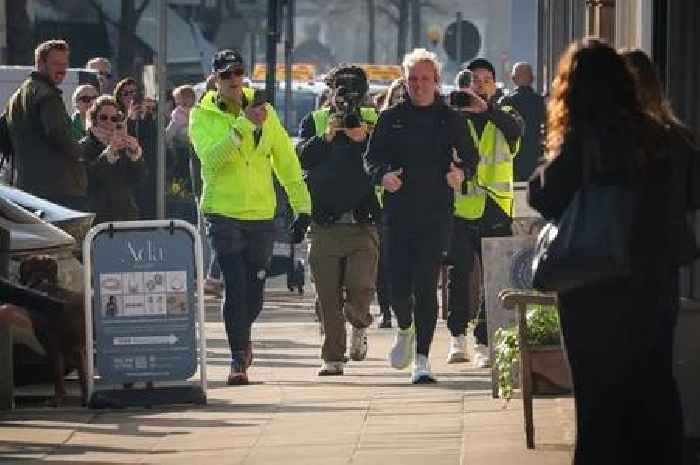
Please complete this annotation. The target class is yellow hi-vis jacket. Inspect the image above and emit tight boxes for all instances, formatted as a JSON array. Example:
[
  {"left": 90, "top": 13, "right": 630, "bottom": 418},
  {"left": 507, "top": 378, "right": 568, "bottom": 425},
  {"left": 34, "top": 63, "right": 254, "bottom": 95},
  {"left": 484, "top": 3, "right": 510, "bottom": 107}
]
[
  {"left": 455, "top": 109, "right": 520, "bottom": 220},
  {"left": 310, "top": 107, "right": 383, "bottom": 206},
  {"left": 189, "top": 89, "right": 311, "bottom": 220}
]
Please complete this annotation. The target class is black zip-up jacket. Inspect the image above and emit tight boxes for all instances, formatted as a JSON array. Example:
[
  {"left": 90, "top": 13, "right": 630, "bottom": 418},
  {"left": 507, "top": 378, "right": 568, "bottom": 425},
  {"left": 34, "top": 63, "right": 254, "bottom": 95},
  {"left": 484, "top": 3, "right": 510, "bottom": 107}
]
[
  {"left": 297, "top": 111, "right": 379, "bottom": 225},
  {"left": 363, "top": 98, "right": 478, "bottom": 228}
]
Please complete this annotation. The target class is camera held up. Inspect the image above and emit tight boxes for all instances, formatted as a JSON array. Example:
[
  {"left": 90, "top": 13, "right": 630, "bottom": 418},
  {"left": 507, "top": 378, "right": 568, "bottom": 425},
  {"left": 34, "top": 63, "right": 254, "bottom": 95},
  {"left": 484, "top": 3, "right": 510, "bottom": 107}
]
[{"left": 333, "top": 75, "right": 366, "bottom": 129}]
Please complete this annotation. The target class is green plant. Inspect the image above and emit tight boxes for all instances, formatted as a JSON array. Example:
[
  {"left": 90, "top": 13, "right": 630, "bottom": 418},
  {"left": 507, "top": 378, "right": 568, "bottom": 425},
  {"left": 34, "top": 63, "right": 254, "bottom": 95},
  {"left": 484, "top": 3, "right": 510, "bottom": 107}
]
[
  {"left": 494, "top": 305, "right": 561, "bottom": 402},
  {"left": 166, "top": 178, "right": 193, "bottom": 200}
]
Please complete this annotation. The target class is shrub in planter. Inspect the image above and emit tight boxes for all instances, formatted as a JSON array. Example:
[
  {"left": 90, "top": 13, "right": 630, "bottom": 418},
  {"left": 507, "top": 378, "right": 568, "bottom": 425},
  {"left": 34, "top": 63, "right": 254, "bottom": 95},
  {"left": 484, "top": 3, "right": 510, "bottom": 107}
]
[
  {"left": 494, "top": 304, "right": 567, "bottom": 402},
  {"left": 166, "top": 178, "right": 197, "bottom": 224}
]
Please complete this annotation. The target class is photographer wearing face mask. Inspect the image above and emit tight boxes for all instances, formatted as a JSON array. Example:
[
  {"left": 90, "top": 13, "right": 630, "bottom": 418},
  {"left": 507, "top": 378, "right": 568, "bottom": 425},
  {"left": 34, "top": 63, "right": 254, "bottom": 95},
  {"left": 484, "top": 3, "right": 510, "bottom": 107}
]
[
  {"left": 445, "top": 59, "right": 524, "bottom": 368},
  {"left": 296, "top": 64, "right": 380, "bottom": 376}
]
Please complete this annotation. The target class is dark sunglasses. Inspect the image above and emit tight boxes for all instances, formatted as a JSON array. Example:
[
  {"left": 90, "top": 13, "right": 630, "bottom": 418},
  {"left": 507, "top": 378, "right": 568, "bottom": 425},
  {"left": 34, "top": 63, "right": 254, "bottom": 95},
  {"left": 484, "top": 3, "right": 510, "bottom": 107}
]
[
  {"left": 78, "top": 95, "right": 97, "bottom": 103},
  {"left": 98, "top": 114, "right": 123, "bottom": 123},
  {"left": 219, "top": 68, "right": 245, "bottom": 79},
  {"left": 99, "top": 71, "right": 112, "bottom": 78},
  {"left": 121, "top": 89, "right": 137, "bottom": 97}
]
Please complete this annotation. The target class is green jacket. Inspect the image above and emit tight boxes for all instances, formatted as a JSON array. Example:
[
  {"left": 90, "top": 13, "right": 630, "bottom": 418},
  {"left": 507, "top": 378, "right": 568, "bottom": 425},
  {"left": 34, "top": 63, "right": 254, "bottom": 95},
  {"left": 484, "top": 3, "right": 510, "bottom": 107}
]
[
  {"left": 6, "top": 72, "right": 86, "bottom": 198},
  {"left": 189, "top": 89, "right": 311, "bottom": 220}
]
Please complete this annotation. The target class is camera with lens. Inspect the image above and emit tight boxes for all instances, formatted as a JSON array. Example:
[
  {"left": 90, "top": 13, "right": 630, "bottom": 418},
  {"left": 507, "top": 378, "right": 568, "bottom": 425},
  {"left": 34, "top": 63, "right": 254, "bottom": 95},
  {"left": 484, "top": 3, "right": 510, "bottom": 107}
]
[
  {"left": 333, "top": 75, "right": 367, "bottom": 129},
  {"left": 449, "top": 90, "right": 475, "bottom": 108},
  {"left": 450, "top": 68, "right": 475, "bottom": 109}
]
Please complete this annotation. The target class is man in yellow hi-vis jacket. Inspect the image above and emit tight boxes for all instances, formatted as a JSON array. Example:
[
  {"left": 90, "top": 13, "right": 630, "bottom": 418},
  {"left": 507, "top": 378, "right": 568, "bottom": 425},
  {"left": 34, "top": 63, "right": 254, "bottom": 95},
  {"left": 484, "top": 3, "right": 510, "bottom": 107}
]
[
  {"left": 189, "top": 50, "right": 311, "bottom": 385},
  {"left": 446, "top": 59, "right": 524, "bottom": 368}
]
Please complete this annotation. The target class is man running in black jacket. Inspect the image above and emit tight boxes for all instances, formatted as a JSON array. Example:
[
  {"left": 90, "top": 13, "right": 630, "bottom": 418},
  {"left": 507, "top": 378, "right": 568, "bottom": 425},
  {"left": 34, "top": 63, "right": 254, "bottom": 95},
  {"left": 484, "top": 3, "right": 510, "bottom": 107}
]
[{"left": 364, "top": 48, "right": 478, "bottom": 383}]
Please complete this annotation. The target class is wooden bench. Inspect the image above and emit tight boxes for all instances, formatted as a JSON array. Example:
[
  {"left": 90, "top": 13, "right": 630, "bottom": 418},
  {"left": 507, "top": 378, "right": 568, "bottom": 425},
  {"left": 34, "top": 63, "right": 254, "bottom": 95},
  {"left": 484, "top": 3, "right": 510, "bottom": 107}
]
[{"left": 498, "top": 289, "right": 570, "bottom": 449}]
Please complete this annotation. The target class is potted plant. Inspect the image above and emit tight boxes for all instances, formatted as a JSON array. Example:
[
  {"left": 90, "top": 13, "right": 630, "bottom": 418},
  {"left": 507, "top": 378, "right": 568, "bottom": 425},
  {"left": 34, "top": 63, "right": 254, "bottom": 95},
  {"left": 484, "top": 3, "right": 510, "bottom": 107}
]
[
  {"left": 494, "top": 304, "right": 572, "bottom": 402},
  {"left": 166, "top": 178, "right": 197, "bottom": 224}
]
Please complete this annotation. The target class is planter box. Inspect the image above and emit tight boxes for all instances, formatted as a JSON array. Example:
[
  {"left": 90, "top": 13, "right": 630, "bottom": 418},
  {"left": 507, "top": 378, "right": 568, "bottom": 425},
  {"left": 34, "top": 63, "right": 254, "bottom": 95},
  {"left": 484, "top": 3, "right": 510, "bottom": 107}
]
[{"left": 529, "top": 345, "right": 572, "bottom": 395}]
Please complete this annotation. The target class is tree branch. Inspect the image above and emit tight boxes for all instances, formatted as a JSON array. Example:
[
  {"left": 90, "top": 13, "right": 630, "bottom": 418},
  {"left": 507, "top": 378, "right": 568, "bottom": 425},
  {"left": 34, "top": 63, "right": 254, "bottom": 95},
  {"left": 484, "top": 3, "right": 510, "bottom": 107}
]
[{"left": 377, "top": 5, "right": 398, "bottom": 24}]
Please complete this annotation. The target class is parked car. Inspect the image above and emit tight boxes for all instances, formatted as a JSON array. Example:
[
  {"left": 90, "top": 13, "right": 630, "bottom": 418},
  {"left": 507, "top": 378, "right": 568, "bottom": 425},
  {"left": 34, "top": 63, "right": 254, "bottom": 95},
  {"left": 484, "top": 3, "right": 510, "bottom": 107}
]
[{"left": 0, "top": 185, "right": 95, "bottom": 292}]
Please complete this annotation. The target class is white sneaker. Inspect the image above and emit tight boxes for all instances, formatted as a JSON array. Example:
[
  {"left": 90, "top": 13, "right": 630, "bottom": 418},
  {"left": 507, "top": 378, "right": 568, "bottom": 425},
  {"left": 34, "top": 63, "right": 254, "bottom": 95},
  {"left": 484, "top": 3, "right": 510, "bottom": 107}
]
[
  {"left": 472, "top": 344, "right": 491, "bottom": 368},
  {"left": 318, "top": 361, "right": 344, "bottom": 376},
  {"left": 446, "top": 335, "right": 468, "bottom": 363},
  {"left": 349, "top": 327, "right": 368, "bottom": 361},
  {"left": 411, "top": 353, "right": 437, "bottom": 384},
  {"left": 389, "top": 326, "right": 415, "bottom": 369}
]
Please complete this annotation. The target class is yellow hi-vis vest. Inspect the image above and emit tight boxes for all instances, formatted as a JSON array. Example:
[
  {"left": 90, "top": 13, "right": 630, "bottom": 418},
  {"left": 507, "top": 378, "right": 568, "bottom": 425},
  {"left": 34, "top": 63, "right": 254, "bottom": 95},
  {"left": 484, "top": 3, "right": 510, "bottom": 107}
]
[
  {"left": 310, "top": 107, "right": 384, "bottom": 206},
  {"left": 455, "top": 110, "right": 520, "bottom": 220},
  {"left": 311, "top": 107, "right": 379, "bottom": 136}
]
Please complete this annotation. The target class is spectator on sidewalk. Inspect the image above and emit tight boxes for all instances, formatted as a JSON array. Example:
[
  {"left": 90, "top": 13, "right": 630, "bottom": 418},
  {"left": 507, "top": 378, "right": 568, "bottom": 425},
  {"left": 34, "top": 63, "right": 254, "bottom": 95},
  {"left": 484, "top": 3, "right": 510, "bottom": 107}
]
[
  {"left": 502, "top": 62, "right": 544, "bottom": 181},
  {"left": 70, "top": 84, "right": 99, "bottom": 140},
  {"left": 528, "top": 39, "right": 696, "bottom": 465},
  {"left": 166, "top": 85, "right": 196, "bottom": 183},
  {"left": 364, "top": 48, "right": 477, "bottom": 384},
  {"left": 114, "top": 77, "right": 157, "bottom": 219},
  {"left": 86, "top": 57, "right": 115, "bottom": 95},
  {"left": 79, "top": 96, "right": 145, "bottom": 224},
  {"left": 6, "top": 40, "right": 87, "bottom": 210}
]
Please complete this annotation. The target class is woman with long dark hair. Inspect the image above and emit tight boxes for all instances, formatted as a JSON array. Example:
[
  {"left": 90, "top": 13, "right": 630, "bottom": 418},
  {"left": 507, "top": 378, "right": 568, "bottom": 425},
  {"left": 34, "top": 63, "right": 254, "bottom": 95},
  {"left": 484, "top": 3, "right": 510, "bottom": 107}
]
[
  {"left": 528, "top": 39, "right": 696, "bottom": 464},
  {"left": 114, "top": 77, "right": 158, "bottom": 219}
]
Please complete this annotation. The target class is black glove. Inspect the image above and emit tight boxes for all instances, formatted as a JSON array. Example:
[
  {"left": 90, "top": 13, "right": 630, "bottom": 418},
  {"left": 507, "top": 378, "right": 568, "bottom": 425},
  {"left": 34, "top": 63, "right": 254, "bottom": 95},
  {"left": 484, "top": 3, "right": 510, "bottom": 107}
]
[{"left": 290, "top": 213, "right": 312, "bottom": 244}]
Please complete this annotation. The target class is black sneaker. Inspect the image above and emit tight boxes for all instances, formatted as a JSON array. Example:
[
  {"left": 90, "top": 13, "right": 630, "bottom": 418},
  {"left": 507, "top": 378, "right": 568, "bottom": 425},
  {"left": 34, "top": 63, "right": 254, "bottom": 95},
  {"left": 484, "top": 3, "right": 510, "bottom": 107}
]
[{"left": 227, "top": 357, "right": 249, "bottom": 385}]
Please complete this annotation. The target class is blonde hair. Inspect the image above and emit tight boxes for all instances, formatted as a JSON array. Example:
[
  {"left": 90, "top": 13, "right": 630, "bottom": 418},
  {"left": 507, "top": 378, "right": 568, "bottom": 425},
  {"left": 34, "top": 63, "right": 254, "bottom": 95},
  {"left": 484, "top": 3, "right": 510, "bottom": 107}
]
[
  {"left": 172, "top": 85, "right": 196, "bottom": 103},
  {"left": 401, "top": 48, "right": 442, "bottom": 83},
  {"left": 86, "top": 57, "right": 111, "bottom": 73}
]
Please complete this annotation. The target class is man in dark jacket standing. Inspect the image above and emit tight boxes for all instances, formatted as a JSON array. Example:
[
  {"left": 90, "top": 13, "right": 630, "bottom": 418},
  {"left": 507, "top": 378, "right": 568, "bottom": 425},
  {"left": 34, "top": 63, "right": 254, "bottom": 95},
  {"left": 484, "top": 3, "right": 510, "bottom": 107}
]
[
  {"left": 502, "top": 62, "right": 544, "bottom": 181},
  {"left": 297, "top": 65, "right": 380, "bottom": 376},
  {"left": 364, "top": 48, "right": 478, "bottom": 384},
  {"left": 7, "top": 40, "right": 86, "bottom": 209}
]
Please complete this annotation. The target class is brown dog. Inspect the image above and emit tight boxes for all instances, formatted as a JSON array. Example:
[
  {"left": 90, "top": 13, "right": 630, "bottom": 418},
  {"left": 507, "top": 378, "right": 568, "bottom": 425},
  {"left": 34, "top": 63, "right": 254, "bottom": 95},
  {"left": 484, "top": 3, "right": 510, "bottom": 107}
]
[{"left": 19, "top": 255, "right": 87, "bottom": 406}]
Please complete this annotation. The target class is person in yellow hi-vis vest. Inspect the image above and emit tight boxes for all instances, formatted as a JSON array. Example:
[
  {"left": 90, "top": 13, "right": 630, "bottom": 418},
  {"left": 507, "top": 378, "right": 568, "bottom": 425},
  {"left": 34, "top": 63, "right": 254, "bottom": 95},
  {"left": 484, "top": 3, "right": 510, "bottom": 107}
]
[
  {"left": 446, "top": 60, "right": 524, "bottom": 368},
  {"left": 296, "top": 65, "right": 381, "bottom": 376}
]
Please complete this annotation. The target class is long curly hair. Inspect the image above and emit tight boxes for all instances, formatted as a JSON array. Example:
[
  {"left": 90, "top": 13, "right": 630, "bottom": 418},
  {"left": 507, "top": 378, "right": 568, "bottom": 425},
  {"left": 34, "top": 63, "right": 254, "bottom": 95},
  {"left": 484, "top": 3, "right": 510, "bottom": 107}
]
[
  {"left": 622, "top": 49, "right": 696, "bottom": 147},
  {"left": 545, "top": 38, "right": 661, "bottom": 165}
]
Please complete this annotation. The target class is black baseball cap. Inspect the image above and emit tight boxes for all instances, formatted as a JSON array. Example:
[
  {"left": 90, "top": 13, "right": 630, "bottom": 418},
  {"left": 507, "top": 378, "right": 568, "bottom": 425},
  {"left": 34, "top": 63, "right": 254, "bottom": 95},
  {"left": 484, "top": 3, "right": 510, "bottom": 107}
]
[
  {"left": 467, "top": 58, "right": 496, "bottom": 79},
  {"left": 211, "top": 49, "right": 245, "bottom": 73}
]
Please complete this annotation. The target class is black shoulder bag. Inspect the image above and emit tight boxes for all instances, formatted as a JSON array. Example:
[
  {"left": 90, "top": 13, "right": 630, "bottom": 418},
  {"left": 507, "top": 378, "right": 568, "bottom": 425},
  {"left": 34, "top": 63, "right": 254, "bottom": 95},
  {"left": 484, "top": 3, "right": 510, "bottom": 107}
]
[{"left": 531, "top": 136, "right": 639, "bottom": 293}]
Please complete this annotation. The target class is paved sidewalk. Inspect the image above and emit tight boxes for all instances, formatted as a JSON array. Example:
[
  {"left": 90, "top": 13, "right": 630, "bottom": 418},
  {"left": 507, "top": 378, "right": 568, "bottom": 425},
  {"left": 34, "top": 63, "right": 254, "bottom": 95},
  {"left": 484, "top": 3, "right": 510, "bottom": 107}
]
[{"left": 0, "top": 289, "right": 574, "bottom": 464}]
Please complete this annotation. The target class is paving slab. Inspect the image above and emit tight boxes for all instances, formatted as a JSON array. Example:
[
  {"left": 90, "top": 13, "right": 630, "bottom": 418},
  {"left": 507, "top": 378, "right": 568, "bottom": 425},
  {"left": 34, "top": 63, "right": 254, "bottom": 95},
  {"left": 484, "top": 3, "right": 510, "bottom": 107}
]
[{"left": 0, "top": 289, "right": 574, "bottom": 464}]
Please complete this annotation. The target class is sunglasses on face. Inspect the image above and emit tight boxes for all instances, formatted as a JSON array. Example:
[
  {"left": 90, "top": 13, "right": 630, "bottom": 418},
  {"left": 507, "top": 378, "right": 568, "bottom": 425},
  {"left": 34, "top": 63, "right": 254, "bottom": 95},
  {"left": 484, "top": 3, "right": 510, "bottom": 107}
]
[
  {"left": 99, "top": 71, "right": 112, "bottom": 78},
  {"left": 78, "top": 95, "right": 97, "bottom": 103},
  {"left": 98, "top": 114, "right": 123, "bottom": 123},
  {"left": 121, "top": 89, "right": 137, "bottom": 97},
  {"left": 219, "top": 68, "right": 245, "bottom": 80}
]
